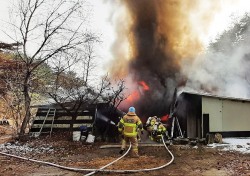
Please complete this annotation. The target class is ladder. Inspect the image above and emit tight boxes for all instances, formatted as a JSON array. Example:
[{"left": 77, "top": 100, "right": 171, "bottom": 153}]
[
  {"left": 170, "top": 116, "right": 183, "bottom": 138},
  {"left": 37, "top": 108, "right": 56, "bottom": 137}
]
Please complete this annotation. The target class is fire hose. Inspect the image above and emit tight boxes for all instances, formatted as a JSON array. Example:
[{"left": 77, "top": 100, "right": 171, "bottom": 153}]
[
  {"left": 84, "top": 143, "right": 132, "bottom": 176},
  {"left": 0, "top": 135, "right": 174, "bottom": 175}
]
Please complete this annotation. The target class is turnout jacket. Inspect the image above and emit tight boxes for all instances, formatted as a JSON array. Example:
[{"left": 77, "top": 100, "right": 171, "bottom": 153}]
[{"left": 118, "top": 112, "right": 143, "bottom": 137}]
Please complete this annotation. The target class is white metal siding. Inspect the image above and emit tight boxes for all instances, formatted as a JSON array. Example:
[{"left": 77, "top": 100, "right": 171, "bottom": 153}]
[
  {"left": 202, "top": 97, "right": 250, "bottom": 132},
  {"left": 222, "top": 100, "right": 250, "bottom": 131},
  {"left": 202, "top": 97, "right": 223, "bottom": 132}
]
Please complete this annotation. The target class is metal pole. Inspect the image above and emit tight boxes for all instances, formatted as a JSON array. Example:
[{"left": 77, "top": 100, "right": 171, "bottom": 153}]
[
  {"left": 171, "top": 117, "right": 175, "bottom": 138},
  {"left": 176, "top": 117, "right": 183, "bottom": 138}
]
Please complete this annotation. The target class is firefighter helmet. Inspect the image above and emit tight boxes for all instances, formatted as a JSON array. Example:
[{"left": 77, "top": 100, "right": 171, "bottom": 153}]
[{"left": 128, "top": 107, "right": 135, "bottom": 113}]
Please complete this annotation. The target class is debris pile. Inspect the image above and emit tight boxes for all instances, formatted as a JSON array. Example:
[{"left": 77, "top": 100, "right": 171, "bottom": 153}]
[{"left": 0, "top": 141, "right": 54, "bottom": 155}]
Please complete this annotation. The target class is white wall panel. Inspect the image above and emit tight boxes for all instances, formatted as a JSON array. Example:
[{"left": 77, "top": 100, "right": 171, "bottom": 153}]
[
  {"left": 202, "top": 97, "right": 223, "bottom": 132},
  {"left": 222, "top": 100, "right": 250, "bottom": 131}
]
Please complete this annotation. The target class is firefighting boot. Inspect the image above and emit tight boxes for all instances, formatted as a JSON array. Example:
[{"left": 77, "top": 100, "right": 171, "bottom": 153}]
[
  {"left": 131, "top": 152, "right": 139, "bottom": 158},
  {"left": 119, "top": 149, "right": 125, "bottom": 155},
  {"left": 131, "top": 148, "right": 139, "bottom": 158}
]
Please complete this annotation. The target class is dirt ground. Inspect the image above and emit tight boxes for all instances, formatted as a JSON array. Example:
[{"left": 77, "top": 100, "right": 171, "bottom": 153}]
[{"left": 0, "top": 126, "right": 249, "bottom": 176}]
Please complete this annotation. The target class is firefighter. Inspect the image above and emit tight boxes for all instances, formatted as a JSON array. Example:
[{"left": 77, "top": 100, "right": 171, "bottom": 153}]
[
  {"left": 118, "top": 107, "right": 143, "bottom": 157},
  {"left": 146, "top": 116, "right": 167, "bottom": 142},
  {"left": 145, "top": 116, "right": 158, "bottom": 132},
  {"left": 145, "top": 116, "right": 157, "bottom": 128}
]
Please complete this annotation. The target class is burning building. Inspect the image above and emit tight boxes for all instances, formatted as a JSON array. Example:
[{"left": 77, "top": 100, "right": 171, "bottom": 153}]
[
  {"left": 107, "top": 1, "right": 219, "bottom": 119},
  {"left": 102, "top": 0, "right": 250, "bottom": 139}
]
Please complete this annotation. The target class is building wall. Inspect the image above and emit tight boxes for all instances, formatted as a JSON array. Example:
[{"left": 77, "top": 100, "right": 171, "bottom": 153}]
[
  {"left": 30, "top": 107, "right": 95, "bottom": 133},
  {"left": 202, "top": 97, "right": 223, "bottom": 132},
  {"left": 175, "top": 93, "right": 202, "bottom": 138},
  {"left": 202, "top": 97, "right": 250, "bottom": 132},
  {"left": 32, "top": 115, "right": 94, "bottom": 129},
  {"left": 222, "top": 100, "right": 250, "bottom": 131}
]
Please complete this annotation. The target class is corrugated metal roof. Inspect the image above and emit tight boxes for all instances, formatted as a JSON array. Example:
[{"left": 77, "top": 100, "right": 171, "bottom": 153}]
[{"left": 180, "top": 90, "right": 250, "bottom": 102}]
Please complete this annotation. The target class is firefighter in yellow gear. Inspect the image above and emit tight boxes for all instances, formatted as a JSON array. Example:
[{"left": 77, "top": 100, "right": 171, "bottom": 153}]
[
  {"left": 146, "top": 116, "right": 167, "bottom": 142},
  {"left": 118, "top": 107, "right": 143, "bottom": 157}
]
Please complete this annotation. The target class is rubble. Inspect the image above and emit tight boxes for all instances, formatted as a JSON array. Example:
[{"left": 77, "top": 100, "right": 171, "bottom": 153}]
[{"left": 0, "top": 141, "right": 54, "bottom": 155}]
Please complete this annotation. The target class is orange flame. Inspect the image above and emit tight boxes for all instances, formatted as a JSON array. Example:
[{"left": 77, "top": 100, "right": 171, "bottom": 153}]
[
  {"left": 126, "top": 90, "right": 140, "bottom": 103},
  {"left": 119, "top": 80, "right": 150, "bottom": 110},
  {"left": 139, "top": 81, "right": 149, "bottom": 91},
  {"left": 126, "top": 81, "right": 149, "bottom": 104}
]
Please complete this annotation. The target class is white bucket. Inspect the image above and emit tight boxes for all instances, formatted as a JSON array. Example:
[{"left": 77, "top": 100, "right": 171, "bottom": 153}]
[
  {"left": 86, "top": 134, "right": 95, "bottom": 143},
  {"left": 73, "top": 131, "right": 81, "bottom": 141}
]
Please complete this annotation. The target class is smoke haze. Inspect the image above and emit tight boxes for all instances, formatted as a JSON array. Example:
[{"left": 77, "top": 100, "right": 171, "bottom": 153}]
[
  {"left": 106, "top": 0, "right": 250, "bottom": 116},
  {"left": 182, "top": 15, "right": 250, "bottom": 98}
]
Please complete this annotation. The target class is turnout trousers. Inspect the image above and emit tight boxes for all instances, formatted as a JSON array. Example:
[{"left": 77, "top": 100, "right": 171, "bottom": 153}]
[{"left": 121, "top": 136, "right": 139, "bottom": 157}]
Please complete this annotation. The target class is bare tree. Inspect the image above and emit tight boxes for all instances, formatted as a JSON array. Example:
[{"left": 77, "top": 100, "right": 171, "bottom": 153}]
[
  {"left": 48, "top": 71, "right": 111, "bottom": 131},
  {"left": 101, "top": 78, "right": 127, "bottom": 111},
  {"left": 47, "top": 42, "right": 126, "bottom": 131},
  {"left": 48, "top": 73, "right": 126, "bottom": 131},
  {"left": 6, "top": 0, "right": 95, "bottom": 136},
  {"left": 47, "top": 44, "right": 107, "bottom": 131}
]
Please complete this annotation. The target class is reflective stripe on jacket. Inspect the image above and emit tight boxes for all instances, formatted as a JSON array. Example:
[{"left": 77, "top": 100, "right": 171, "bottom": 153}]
[
  {"left": 157, "top": 124, "right": 166, "bottom": 133},
  {"left": 118, "top": 112, "right": 143, "bottom": 137}
]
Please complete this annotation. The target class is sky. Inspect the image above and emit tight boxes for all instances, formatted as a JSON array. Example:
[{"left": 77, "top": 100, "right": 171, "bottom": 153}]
[
  {"left": 192, "top": 0, "right": 250, "bottom": 46},
  {"left": 0, "top": 1, "right": 114, "bottom": 56},
  {"left": 1, "top": 0, "right": 250, "bottom": 74},
  {"left": 1, "top": 0, "right": 250, "bottom": 95},
  {"left": 0, "top": 0, "right": 115, "bottom": 76},
  {"left": 0, "top": 0, "right": 250, "bottom": 60},
  {"left": 0, "top": 1, "right": 11, "bottom": 42}
]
